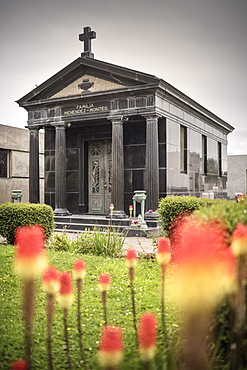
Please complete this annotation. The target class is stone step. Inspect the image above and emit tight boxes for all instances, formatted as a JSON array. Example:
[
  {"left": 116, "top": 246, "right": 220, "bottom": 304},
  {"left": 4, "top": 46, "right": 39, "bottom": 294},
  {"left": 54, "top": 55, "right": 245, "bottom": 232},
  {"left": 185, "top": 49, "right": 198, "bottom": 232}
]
[{"left": 54, "top": 214, "right": 161, "bottom": 237}]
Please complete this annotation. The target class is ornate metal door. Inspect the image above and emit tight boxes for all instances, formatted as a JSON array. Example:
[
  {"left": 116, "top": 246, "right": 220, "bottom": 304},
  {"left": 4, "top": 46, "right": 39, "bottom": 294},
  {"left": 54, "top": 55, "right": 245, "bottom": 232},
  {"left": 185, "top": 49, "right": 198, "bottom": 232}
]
[{"left": 89, "top": 141, "right": 112, "bottom": 213}]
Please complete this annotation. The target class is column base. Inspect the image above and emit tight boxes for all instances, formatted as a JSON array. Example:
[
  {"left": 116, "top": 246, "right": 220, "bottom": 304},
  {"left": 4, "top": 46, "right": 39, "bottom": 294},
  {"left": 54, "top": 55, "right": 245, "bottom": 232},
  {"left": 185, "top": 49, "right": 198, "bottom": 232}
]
[
  {"left": 144, "top": 211, "right": 159, "bottom": 220},
  {"left": 54, "top": 208, "right": 71, "bottom": 216},
  {"left": 106, "top": 210, "right": 127, "bottom": 219}
]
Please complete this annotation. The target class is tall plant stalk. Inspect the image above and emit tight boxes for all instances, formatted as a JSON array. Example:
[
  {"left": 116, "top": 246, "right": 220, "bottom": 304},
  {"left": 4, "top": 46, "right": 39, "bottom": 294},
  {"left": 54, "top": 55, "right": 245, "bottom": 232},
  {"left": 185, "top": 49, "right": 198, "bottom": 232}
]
[
  {"left": 126, "top": 249, "right": 138, "bottom": 349},
  {"left": 161, "top": 265, "right": 168, "bottom": 347},
  {"left": 76, "top": 279, "right": 86, "bottom": 367},
  {"left": 129, "top": 267, "right": 138, "bottom": 348},
  {"left": 23, "top": 281, "right": 35, "bottom": 369},
  {"left": 99, "top": 274, "right": 111, "bottom": 327},
  {"left": 47, "top": 294, "right": 55, "bottom": 370},
  {"left": 102, "top": 291, "right": 108, "bottom": 325},
  {"left": 63, "top": 309, "right": 73, "bottom": 370},
  {"left": 229, "top": 223, "right": 247, "bottom": 369},
  {"left": 156, "top": 237, "right": 171, "bottom": 348},
  {"left": 229, "top": 255, "right": 247, "bottom": 369}
]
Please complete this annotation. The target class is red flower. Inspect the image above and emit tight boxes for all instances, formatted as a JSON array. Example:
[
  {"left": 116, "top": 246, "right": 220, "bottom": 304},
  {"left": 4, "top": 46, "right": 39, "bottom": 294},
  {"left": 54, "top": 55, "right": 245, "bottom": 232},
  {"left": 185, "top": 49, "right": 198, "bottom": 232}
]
[
  {"left": 238, "top": 194, "right": 244, "bottom": 202},
  {"left": 73, "top": 259, "right": 86, "bottom": 280},
  {"left": 138, "top": 313, "right": 157, "bottom": 361},
  {"left": 231, "top": 223, "right": 247, "bottom": 256},
  {"left": 57, "top": 272, "right": 73, "bottom": 310},
  {"left": 170, "top": 217, "right": 232, "bottom": 310},
  {"left": 110, "top": 203, "right": 114, "bottom": 210},
  {"left": 42, "top": 266, "right": 60, "bottom": 295},
  {"left": 99, "top": 273, "right": 111, "bottom": 292},
  {"left": 98, "top": 326, "right": 124, "bottom": 368},
  {"left": 125, "top": 248, "right": 137, "bottom": 269},
  {"left": 14, "top": 224, "right": 47, "bottom": 281},
  {"left": 221, "top": 247, "right": 237, "bottom": 294},
  {"left": 129, "top": 205, "right": 133, "bottom": 211},
  {"left": 11, "top": 359, "right": 28, "bottom": 370},
  {"left": 156, "top": 237, "right": 171, "bottom": 266}
]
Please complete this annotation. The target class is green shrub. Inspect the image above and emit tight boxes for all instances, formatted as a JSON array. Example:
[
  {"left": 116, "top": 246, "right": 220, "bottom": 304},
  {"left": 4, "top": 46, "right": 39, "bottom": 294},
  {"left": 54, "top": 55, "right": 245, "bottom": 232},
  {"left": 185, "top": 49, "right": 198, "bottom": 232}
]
[
  {"left": 0, "top": 202, "right": 55, "bottom": 244},
  {"left": 195, "top": 198, "right": 247, "bottom": 234},
  {"left": 157, "top": 195, "right": 222, "bottom": 234}
]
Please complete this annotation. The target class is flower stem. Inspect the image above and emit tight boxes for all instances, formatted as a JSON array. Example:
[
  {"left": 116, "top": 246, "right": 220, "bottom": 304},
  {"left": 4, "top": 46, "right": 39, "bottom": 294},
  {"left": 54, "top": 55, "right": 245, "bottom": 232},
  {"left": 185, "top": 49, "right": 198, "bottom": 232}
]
[
  {"left": 144, "top": 361, "right": 149, "bottom": 370},
  {"left": 129, "top": 267, "right": 138, "bottom": 348},
  {"left": 76, "top": 279, "right": 87, "bottom": 368},
  {"left": 183, "top": 312, "right": 209, "bottom": 370},
  {"left": 161, "top": 265, "right": 168, "bottom": 347},
  {"left": 235, "top": 255, "right": 247, "bottom": 368},
  {"left": 23, "top": 280, "right": 35, "bottom": 369},
  {"left": 47, "top": 294, "right": 55, "bottom": 370},
  {"left": 63, "top": 309, "right": 73, "bottom": 370},
  {"left": 102, "top": 291, "right": 107, "bottom": 325}
]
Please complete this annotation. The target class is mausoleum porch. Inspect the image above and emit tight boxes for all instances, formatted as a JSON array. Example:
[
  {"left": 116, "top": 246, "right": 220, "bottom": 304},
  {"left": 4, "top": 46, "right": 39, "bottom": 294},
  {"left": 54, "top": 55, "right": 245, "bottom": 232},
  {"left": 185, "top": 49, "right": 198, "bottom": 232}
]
[{"left": 54, "top": 213, "right": 161, "bottom": 237}]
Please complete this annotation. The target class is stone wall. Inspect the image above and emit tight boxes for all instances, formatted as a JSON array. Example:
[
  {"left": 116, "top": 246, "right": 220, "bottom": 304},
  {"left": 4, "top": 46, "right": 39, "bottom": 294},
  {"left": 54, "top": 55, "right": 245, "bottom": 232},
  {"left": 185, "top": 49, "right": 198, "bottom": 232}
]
[
  {"left": 227, "top": 155, "right": 247, "bottom": 199},
  {"left": 0, "top": 124, "right": 44, "bottom": 204}
]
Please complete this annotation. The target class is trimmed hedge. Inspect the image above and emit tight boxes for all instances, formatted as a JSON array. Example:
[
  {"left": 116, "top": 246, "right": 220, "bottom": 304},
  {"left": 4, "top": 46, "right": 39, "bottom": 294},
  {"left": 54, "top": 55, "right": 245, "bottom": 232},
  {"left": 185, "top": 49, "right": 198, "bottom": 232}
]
[
  {"left": 0, "top": 203, "right": 55, "bottom": 244},
  {"left": 157, "top": 195, "right": 222, "bottom": 235},
  {"left": 195, "top": 197, "right": 247, "bottom": 235}
]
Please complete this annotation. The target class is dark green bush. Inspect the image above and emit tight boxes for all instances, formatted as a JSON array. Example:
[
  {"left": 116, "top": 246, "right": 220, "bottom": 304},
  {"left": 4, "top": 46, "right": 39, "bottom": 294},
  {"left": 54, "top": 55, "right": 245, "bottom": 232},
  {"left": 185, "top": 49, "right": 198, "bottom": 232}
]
[
  {"left": 0, "top": 202, "right": 55, "bottom": 244},
  {"left": 157, "top": 195, "right": 222, "bottom": 235},
  {"left": 195, "top": 198, "right": 247, "bottom": 234}
]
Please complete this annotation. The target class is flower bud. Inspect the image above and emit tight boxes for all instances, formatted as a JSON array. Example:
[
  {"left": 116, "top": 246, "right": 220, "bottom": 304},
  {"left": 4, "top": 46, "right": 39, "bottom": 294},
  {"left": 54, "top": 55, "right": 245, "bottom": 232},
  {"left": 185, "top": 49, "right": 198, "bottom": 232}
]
[{"left": 125, "top": 249, "right": 137, "bottom": 269}]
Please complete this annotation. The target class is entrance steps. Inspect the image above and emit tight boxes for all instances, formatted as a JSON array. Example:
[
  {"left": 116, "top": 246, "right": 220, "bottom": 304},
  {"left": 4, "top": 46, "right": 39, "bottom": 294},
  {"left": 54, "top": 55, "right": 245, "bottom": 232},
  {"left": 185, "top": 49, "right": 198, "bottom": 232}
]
[{"left": 54, "top": 214, "right": 162, "bottom": 237}]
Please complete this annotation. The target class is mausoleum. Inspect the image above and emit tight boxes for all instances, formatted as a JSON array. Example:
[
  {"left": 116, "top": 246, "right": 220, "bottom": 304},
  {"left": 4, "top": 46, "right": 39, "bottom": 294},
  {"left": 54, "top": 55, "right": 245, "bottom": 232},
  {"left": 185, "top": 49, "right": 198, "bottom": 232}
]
[{"left": 17, "top": 27, "right": 234, "bottom": 218}]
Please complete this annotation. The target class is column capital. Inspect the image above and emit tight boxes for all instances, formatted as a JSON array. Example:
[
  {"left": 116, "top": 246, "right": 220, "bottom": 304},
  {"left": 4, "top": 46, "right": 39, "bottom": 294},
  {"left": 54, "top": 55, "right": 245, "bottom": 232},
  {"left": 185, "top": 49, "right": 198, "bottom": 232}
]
[
  {"left": 107, "top": 115, "right": 124, "bottom": 124},
  {"left": 142, "top": 112, "right": 162, "bottom": 121},
  {"left": 51, "top": 121, "right": 67, "bottom": 129},
  {"left": 26, "top": 124, "right": 41, "bottom": 131}
]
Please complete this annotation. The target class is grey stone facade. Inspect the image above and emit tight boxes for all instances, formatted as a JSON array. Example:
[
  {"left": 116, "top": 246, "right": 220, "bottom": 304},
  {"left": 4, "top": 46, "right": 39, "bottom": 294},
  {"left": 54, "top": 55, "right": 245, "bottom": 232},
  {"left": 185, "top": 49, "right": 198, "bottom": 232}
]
[
  {"left": 0, "top": 124, "right": 44, "bottom": 204},
  {"left": 227, "top": 155, "right": 247, "bottom": 199}
]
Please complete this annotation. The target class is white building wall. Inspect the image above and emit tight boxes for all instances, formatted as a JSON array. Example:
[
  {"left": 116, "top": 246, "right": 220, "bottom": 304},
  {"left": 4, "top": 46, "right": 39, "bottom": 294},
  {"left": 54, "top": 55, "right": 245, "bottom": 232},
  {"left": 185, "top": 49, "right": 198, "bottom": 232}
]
[{"left": 227, "top": 155, "right": 247, "bottom": 199}]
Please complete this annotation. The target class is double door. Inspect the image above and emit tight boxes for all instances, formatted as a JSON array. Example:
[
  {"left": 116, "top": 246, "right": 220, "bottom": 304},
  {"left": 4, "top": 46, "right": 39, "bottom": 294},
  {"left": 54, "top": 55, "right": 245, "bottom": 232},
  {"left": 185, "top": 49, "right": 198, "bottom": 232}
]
[{"left": 88, "top": 141, "right": 112, "bottom": 213}]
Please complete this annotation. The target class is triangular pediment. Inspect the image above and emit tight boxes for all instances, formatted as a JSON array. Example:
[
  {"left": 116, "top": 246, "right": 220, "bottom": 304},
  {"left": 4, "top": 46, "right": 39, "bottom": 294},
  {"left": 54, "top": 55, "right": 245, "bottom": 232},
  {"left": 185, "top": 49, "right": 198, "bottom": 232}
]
[
  {"left": 17, "top": 57, "right": 160, "bottom": 106},
  {"left": 50, "top": 73, "right": 125, "bottom": 99}
]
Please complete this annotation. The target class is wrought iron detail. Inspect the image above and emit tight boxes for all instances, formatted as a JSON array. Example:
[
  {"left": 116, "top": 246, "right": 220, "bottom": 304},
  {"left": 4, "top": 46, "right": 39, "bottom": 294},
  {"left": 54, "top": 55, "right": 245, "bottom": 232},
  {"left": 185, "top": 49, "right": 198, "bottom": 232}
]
[
  {"left": 107, "top": 142, "right": 112, "bottom": 155},
  {"left": 91, "top": 159, "right": 100, "bottom": 193},
  {"left": 107, "top": 158, "right": 112, "bottom": 193},
  {"left": 91, "top": 144, "right": 101, "bottom": 156}
]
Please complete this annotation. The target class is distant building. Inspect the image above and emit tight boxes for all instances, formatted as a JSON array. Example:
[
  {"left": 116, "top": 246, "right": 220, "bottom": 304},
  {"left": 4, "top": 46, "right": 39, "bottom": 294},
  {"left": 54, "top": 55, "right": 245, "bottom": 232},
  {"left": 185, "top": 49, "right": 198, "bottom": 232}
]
[
  {"left": 17, "top": 27, "right": 234, "bottom": 217},
  {"left": 227, "top": 155, "right": 247, "bottom": 199},
  {"left": 0, "top": 124, "right": 44, "bottom": 205}
]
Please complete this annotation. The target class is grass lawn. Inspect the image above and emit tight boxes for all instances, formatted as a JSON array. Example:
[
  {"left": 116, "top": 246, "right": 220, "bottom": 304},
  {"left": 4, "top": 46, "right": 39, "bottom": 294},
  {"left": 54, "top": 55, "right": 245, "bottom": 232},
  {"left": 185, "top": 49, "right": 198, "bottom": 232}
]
[{"left": 0, "top": 243, "right": 180, "bottom": 369}]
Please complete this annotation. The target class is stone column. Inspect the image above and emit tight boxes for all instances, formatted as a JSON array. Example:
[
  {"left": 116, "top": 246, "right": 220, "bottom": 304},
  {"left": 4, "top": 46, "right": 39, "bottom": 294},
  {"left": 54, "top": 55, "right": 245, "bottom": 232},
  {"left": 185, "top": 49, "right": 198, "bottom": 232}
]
[
  {"left": 107, "top": 115, "right": 126, "bottom": 218},
  {"left": 29, "top": 126, "right": 40, "bottom": 203},
  {"left": 53, "top": 122, "right": 69, "bottom": 215},
  {"left": 143, "top": 113, "right": 160, "bottom": 216}
]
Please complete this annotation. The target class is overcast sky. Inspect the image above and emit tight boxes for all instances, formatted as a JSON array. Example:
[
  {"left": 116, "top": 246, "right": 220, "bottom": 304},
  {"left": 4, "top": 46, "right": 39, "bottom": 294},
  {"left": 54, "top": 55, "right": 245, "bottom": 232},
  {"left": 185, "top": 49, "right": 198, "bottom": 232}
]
[{"left": 0, "top": 0, "right": 246, "bottom": 154}]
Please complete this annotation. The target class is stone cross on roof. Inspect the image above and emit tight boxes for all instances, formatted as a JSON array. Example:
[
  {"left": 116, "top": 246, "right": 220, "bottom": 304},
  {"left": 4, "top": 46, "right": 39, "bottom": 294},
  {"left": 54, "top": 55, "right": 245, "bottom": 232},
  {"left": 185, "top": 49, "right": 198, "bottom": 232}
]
[{"left": 79, "top": 26, "right": 96, "bottom": 58}]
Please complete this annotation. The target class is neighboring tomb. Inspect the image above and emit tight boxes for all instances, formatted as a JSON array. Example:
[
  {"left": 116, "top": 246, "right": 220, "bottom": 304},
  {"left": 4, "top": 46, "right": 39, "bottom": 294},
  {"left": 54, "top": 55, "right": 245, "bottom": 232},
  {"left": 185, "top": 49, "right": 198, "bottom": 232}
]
[
  {"left": 227, "top": 155, "right": 247, "bottom": 199},
  {"left": 17, "top": 27, "right": 234, "bottom": 216},
  {"left": 0, "top": 124, "right": 44, "bottom": 204}
]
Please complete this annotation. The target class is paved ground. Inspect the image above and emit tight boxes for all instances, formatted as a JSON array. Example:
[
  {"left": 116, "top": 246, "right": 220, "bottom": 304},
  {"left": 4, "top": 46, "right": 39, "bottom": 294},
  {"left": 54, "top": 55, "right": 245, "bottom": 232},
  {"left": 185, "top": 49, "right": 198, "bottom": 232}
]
[
  {"left": 0, "top": 234, "right": 156, "bottom": 254},
  {"left": 123, "top": 236, "right": 156, "bottom": 253}
]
